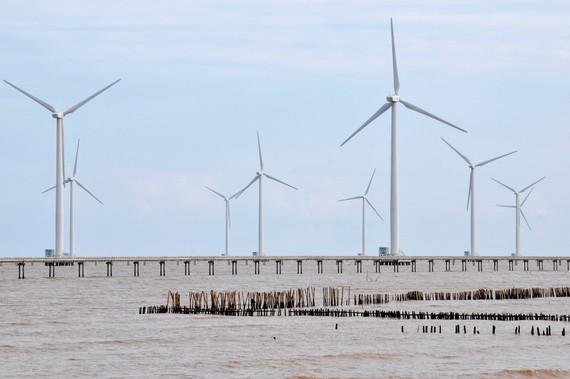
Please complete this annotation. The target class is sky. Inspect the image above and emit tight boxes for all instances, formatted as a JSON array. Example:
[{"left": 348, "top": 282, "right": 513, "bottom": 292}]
[{"left": 0, "top": 1, "right": 569, "bottom": 257}]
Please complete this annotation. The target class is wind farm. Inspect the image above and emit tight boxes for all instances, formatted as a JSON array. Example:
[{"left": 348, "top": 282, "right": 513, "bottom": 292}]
[
  {"left": 1, "top": 3, "right": 569, "bottom": 378},
  {"left": 0, "top": 19, "right": 554, "bottom": 259}
]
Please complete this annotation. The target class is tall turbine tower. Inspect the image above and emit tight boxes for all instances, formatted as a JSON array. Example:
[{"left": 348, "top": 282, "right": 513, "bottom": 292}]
[
  {"left": 492, "top": 177, "right": 545, "bottom": 256},
  {"left": 205, "top": 186, "right": 236, "bottom": 256},
  {"left": 441, "top": 138, "right": 516, "bottom": 256},
  {"left": 338, "top": 169, "right": 384, "bottom": 255},
  {"left": 340, "top": 19, "right": 467, "bottom": 256},
  {"left": 5, "top": 79, "right": 120, "bottom": 257},
  {"left": 43, "top": 140, "right": 103, "bottom": 256},
  {"left": 234, "top": 132, "right": 298, "bottom": 256}
]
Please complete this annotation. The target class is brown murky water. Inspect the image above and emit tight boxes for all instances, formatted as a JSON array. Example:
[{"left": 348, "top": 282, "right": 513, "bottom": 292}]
[{"left": 1, "top": 262, "right": 569, "bottom": 378}]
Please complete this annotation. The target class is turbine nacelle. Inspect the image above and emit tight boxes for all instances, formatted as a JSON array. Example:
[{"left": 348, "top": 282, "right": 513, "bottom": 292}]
[
  {"left": 386, "top": 95, "right": 400, "bottom": 103},
  {"left": 52, "top": 112, "right": 64, "bottom": 119}
]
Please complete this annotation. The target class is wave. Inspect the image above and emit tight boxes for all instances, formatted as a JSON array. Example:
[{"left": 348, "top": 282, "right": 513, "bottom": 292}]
[{"left": 489, "top": 369, "right": 570, "bottom": 378}]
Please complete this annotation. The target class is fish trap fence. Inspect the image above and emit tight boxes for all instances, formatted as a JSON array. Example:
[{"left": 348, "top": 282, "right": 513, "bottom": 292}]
[
  {"left": 354, "top": 286, "right": 570, "bottom": 306},
  {"left": 139, "top": 306, "right": 570, "bottom": 323},
  {"left": 166, "top": 287, "right": 317, "bottom": 312}
]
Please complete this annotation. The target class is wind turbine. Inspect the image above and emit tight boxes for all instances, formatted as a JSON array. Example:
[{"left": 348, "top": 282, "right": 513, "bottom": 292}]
[
  {"left": 492, "top": 177, "right": 545, "bottom": 256},
  {"left": 5, "top": 79, "right": 120, "bottom": 257},
  {"left": 441, "top": 138, "right": 517, "bottom": 256},
  {"left": 43, "top": 140, "right": 103, "bottom": 256},
  {"left": 233, "top": 132, "right": 298, "bottom": 256},
  {"left": 205, "top": 186, "right": 236, "bottom": 256},
  {"left": 340, "top": 19, "right": 467, "bottom": 256},
  {"left": 338, "top": 169, "right": 384, "bottom": 255}
]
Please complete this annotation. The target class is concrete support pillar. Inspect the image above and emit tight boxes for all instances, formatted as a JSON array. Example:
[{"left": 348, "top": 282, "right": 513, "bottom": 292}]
[
  {"left": 18, "top": 262, "right": 25, "bottom": 279},
  {"left": 48, "top": 262, "right": 55, "bottom": 278},
  {"left": 78, "top": 262, "right": 84, "bottom": 278},
  {"left": 337, "top": 260, "right": 343, "bottom": 274},
  {"left": 355, "top": 260, "right": 362, "bottom": 273}
]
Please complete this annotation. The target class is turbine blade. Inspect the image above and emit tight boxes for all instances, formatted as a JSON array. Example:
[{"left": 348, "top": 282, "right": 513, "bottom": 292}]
[
  {"left": 256, "top": 131, "right": 264, "bottom": 171},
  {"left": 3, "top": 80, "right": 56, "bottom": 113},
  {"left": 263, "top": 173, "right": 298, "bottom": 190},
  {"left": 340, "top": 103, "right": 392, "bottom": 146},
  {"left": 521, "top": 187, "right": 534, "bottom": 207},
  {"left": 519, "top": 176, "right": 546, "bottom": 194},
  {"left": 390, "top": 18, "right": 399, "bottom": 94},
  {"left": 475, "top": 150, "right": 517, "bottom": 167},
  {"left": 364, "top": 168, "right": 376, "bottom": 195},
  {"left": 234, "top": 175, "right": 259, "bottom": 199},
  {"left": 496, "top": 205, "right": 516, "bottom": 208},
  {"left": 42, "top": 185, "right": 56, "bottom": 194},
  {"left": 466, "top": 174, "right": 472, "bottom": 212},
  {"left": 73, "top": 139, "right": 80, "bottom": 176},
  {"left": 520, "top": 209, "right": 532, "bottom": 230},
  {"left": 400, "top": 99, "right": 467, "bottom": 133},
  {"left": 491, "top": 178, "right": 517, "bottom": 193},
  {"left": 441, "top": 137, "right": 472, "bottom": 166},
  {"left": 338, "top": 196, "right": 362, "bottom": 202},
  {"left": 365, "top": 198, "right": 384, "bottom": 221},
  {"left": 75, "top": 180, "right": 103, "bottom": 204},
  {"left": 205, "top": 186, "right": 226, "bottom": 200},
  {"left": 63, "top": 79, "right": 121, "bottom": 116}
]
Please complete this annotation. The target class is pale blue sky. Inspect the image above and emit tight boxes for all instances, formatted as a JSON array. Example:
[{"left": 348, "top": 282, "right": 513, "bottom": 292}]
[{"left": 0, "top": 1, "right": 569, "bottom": 257}]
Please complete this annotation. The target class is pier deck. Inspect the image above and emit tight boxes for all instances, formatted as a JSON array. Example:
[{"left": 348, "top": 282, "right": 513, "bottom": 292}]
[{"left": 1, "top": 255, "right": 569, "bottom": 280}]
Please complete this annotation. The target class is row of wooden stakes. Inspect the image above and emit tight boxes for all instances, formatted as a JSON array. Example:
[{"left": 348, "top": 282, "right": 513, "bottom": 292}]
[
  {"left": 354, "top": 286, "right": 570, "bottom": 306},
  {"left": 139, "top": 305, "right": 570, "bottom": 323},
  {"left": 167, "top": 287, "right": 317, "bottom": 311}
]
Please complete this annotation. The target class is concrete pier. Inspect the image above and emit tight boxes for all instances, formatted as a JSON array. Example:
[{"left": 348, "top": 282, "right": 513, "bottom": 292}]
[{"left": 1, "top": 256, "right": 568, "bottom": 280}]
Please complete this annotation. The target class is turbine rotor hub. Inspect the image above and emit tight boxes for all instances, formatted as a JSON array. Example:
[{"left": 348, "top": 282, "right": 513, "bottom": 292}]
[
  {"left": 386, "top": 95, "right": 400, "bottom": 103},
  {"left": 52, "top": 112, "right": 64, "bottom": 119}
]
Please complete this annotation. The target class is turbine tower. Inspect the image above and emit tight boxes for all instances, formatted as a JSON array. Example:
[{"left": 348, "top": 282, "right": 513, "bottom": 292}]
[
  {"left": 234, "top": 132, "right": 298, "bottom": 256},
  {"left": 340, "top": 19, "right": 467, "bottom": 256},
  {"left": 492, "top": 176, "right": 545, "bottom": 256},
  {"left": 338, "top": 169, "right": 384, "bottom": 255},
  {"left": 205, "top": 186, "right": 236, "bottom": 256},
  {"left": 441, "top": 138, "right": 516, "bottom": 256},
  {"left": 43, "top": 140, "right": 103, "bottom": 256},
  {"left": 5, "top": 79, "right": 120, "bottom": 257}
]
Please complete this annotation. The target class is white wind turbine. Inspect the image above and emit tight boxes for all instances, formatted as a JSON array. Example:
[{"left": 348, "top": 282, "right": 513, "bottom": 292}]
[
  {"left": 233, "top": 132, "right": 298, "bottom": 256},
  {"left": 338, "top": 169, "right": 384, "bottom": 256},
  {"left": 205, "top": 186, "right": 237, "bottom": 256},
  {"left": 43, "top": 140, "right": 103, "bottom": 256},
  {"left": 340, "top": 19, "right": 467, "bottom": 256},
  {"left": 492, "top": 177, "right": 545, "bottom": 256},
  {"left": 5, "top": 79, "right": 120, "bottom": 257},
  {"left": 441, "top": 138, "right": 517, "bottom": 256}
]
